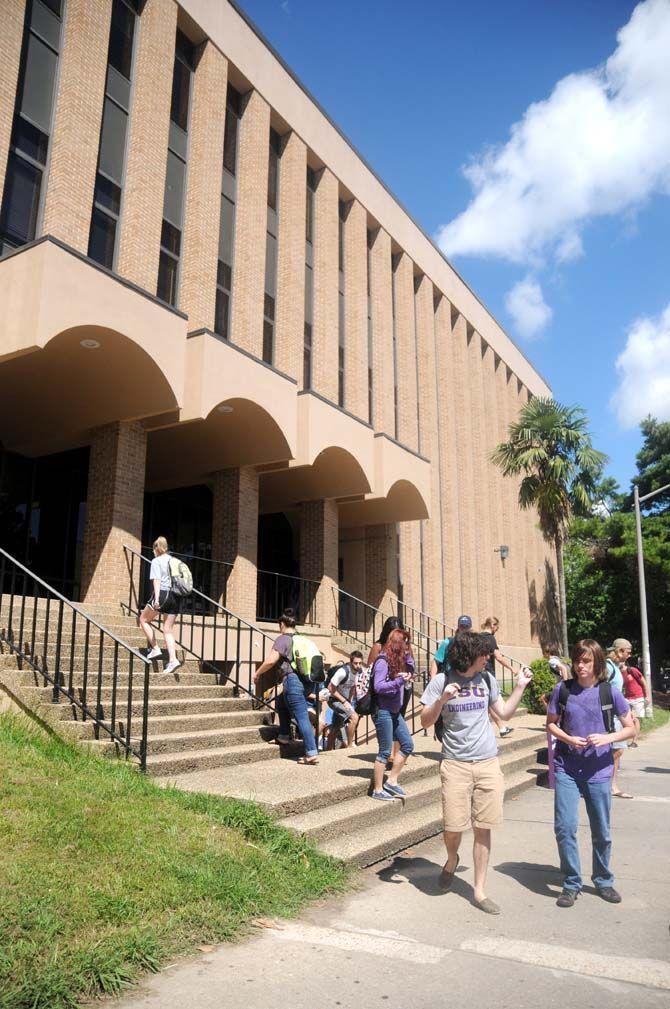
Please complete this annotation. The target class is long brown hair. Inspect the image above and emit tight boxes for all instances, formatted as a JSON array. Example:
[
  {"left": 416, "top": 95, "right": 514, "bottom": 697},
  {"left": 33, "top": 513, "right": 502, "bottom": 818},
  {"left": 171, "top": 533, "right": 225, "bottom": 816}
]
[
  {"left": 382, "top": 628, "right": 409, "bottom": 678},
  {"left": 572, "top": 638, "right": 607, "bottom": 683}
]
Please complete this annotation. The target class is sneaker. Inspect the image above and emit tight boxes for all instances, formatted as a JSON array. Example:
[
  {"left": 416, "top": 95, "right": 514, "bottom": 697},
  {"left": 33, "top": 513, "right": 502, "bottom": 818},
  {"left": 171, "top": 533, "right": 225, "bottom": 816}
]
[
  {"left": 371, "top": 790, "right": 396, "bottom": 801},
  {"left": 596, "top": 886, "right": 622, "bottom": 904},
  {"left": 556, "top": 889, "right": 579, "bottom": 908},
  {"left": 499, "top": 727, "right": 514, "bottom": 737},
  {"left": 383, "top": 782, "right": 406, "bottom": 797},
  {"left": 146, "top": 646, "right": 162, "bottom": 660},
  {"left": 163, "top": 659, "right": 181, "bottom": 675}
]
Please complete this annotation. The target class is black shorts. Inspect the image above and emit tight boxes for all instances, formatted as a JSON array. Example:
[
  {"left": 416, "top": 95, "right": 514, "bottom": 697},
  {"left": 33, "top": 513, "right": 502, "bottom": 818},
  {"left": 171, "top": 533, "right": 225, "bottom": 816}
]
[{"left": 146, "top": 589, "right": 182, "bottom": 616}]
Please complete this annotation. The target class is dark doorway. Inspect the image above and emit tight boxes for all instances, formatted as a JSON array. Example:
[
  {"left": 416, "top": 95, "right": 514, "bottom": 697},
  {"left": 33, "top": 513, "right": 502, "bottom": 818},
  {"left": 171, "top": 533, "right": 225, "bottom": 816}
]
[
  {"left": 0, "top": 447, "right": 89, "bottom": 598},
  {"left": 141, "top": 485, "right": 221, "bottom": 601}
]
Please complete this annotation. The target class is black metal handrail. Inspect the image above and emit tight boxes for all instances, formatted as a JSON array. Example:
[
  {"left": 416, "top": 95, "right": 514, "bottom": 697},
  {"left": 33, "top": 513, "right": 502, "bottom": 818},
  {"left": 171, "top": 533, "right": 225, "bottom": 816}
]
[
  {"left": 139, "top": 546, "right": 233, "bottom": 612},
  {"left": 256, "top": 568, "right": 321, "bottom": 625},
  {"left": 124, "top": 545, "right": 280, "bottom": 716},
  {"left": 0, "top": 547, "right": 151, "bottom": 768}
]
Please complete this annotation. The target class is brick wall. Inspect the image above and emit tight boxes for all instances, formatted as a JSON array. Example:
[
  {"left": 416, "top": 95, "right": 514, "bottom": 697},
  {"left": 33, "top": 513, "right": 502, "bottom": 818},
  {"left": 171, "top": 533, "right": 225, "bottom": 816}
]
[
  {"left": 81, "top": 421, "right": 147, "bottom": 607},
  {"left": 450, "top": 310, "right": 479, "bottom": 619},
  {"left": 274, "top": 130, "right": 306, "bottom": 380},
  {"left": 300, "top": 499, "right": 338, "bottom": 632},
  {"left": 42, "top": 0, "right": 112, "bottom": 252},
  {"left": 364, "top": 524, "right": 398, "bottom": 618},
  {"left": 342, "top": 198, "right": 368, "bottom": 420},
  {"left": 369, "top": 227, "right": 395, "bottom": 436},
  {"left": 311, "top": 167, "right": 339, "bottom": 402},
  {"left": 483, "top": 343, "right": 509, "bottom": 636},
  {"left": 467, "top": 329, "right": 496, "bottom": 623},
  {"left": 434, "top": 296, "right": 462, "bottom": 621},
  {"left": 230, "top": 89, "right": 270, "bottom": 358},
  {"left": 117, "top": 0, "right": 176, "bottom": 293},
  {"left": 180, "top": 41, "right": 228, "bottom": 330},
  {"left": 392, "top": 251, "right": 419, "bottom": 451},
  {"left": 211, "top": 467, "right": 259, "bottom": 621},
  {"left": 0, "top": 1, "right": 27, "bottom": 213}
]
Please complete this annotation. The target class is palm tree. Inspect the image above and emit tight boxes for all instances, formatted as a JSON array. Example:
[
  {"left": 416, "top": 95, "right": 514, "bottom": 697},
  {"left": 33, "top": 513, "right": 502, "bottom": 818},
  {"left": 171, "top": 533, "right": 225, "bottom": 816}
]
[{"left": 492, "top": 397, "right": 606, "bottom": 655}]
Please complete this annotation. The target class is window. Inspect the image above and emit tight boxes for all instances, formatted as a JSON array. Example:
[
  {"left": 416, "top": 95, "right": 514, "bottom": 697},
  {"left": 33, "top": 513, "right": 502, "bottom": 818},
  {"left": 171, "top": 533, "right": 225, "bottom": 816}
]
[
  {"left": 263, "top": 129, "right": 281, "bottom": 364},
  {"left": 88, "top": 0, "right": 138, "bottom": 269},
  {"left": 222, "top": 85, "right": 240, "bottom": 176},
  {"left": 391, "top": 253, "right": 400, "bottom": 440},
  {"left": 303, "top": 167, "right": 316, "bottom": 389},
  {"left": 367, "top": 229, "right": 374, "bottom": 424},
  {"left": 156, "top": 28, "right": 194, "bottom": 305},
  {"left": 0, "top": 0, "right": 63, "bottom": 254},
  {"left": 338, "top": 199, "right": 346, "bottom": 407},
  {"left": 215, "top": 87, "right": 241, "bottom": 340}
]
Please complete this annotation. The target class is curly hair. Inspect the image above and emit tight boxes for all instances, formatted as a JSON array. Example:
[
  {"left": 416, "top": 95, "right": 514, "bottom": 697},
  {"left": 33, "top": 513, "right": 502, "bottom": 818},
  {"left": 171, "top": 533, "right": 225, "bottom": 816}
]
[
  {"left": 382, "top": 628, "right": 410, "bottom": 678},
  {"left": 447, "top": 632, "right": 491, "bottom": 673}
]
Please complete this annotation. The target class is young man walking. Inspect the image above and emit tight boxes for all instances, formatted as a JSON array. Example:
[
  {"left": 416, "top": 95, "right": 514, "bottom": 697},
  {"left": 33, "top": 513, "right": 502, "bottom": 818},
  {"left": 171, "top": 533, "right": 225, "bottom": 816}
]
[
  {"left": 326, "top": 650, "right": 363, "bottom": 749},
  {"left": 421, "top": 632, "right": 532, "bottom": 914}
]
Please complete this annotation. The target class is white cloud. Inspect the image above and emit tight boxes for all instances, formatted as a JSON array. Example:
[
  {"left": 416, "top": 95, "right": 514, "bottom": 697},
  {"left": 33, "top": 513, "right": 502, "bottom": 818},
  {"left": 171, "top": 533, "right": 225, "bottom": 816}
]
[
  {"left": 436, "top": 0, "right": 670, "bottom": 265},
  {"left": 504, "top": 276, "right": 552, "bottom": 340},
  {"left": 611, "top": 303, "right": 670, "bottom": 427}
]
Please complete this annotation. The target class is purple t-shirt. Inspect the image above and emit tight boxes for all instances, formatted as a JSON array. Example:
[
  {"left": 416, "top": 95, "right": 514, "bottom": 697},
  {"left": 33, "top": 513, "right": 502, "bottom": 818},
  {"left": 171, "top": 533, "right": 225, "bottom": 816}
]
[
  {"left": 548, "top": 681, "right": 629, "bottom": 782},
  {"left": 373, "top": 654, "right": 415, "bottom": 712}
]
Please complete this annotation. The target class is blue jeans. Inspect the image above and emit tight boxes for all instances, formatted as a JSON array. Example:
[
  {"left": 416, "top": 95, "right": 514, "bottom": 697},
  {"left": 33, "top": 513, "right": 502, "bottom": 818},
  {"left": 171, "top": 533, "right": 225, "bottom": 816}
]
[
  {"left": 554, "top": 770, "right": 614, "bottom": 892},
  {"left": 373, "top": 707, "right": 414, "bottom": 764},
  {"left": 277, "top": 672, "right": 318, "bottom": 758}
]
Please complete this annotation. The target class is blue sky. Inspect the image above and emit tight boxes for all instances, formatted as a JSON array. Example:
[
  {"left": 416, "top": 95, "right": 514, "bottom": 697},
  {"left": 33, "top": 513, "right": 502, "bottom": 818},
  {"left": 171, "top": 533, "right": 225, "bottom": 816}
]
[{"left": 241, "top": 0, "right": 670, "bottom": 491}]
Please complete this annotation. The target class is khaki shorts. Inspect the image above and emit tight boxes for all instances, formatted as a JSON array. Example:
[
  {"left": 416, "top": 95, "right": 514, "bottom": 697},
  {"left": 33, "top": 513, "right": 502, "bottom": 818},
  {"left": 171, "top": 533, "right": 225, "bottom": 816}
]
[
  {"left": 440, "top": 756, "right": 504, "bottom": 832},
  {"left": 629, "top": 697, "right": 646, "bottom": 718}
]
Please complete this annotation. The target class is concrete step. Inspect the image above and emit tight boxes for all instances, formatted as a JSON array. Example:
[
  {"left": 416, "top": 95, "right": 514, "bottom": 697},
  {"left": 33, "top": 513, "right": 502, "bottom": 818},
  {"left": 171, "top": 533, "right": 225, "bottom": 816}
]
[
  {"left": 145, "top": 709, "right": 269, "bottom": 734},
  {"left": 318, "top": 762, "right": 547, "bottom": 866},
  {"left": 15, "top": 670, "right": 233, "bottom": 692},
  {"left": 144, "top": 723, "right": 274, "bottom": 755},
  {"left": 145, "top": 739, "right": 283, "bottom": 776},
  {"left": 16, "top": 687, "right": 253, "bottom": 719}
]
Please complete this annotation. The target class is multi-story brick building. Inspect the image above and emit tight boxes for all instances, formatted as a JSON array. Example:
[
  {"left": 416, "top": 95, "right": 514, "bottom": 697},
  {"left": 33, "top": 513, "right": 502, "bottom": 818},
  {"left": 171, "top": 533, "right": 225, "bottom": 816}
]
[{"left": 0, "top": 0, "right": 557, "bottom": 661}]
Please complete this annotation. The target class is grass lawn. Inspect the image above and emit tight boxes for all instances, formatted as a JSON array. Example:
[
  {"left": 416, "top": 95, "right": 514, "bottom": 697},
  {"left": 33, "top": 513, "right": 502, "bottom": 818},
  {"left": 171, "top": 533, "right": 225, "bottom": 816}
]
[
  {"left": 0, "top": 713, "right": 348, "bottom": 1009},
  {"left": 640, "top": 693, "right": 670, "bottom": 734}
]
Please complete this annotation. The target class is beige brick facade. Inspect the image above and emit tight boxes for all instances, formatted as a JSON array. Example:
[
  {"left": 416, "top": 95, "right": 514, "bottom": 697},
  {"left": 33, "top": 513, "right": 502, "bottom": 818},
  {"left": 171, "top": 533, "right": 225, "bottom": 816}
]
[
  {"left": 81, "top": 421, "right": 147, "bottom": 607},
  {"left": 369, "top": 228, "right": 395, "bottom": 436},
  {"left": 434, "top": 296, "right": 462, "bottom": 622},
  {"left": 311, "top": 167, "right": 339, "bottom": 401},
  {"left": 117, "top": 0, "right": 177, "bottom": 292},
  {"left": 392, "top": 252, "right": 419, "bottom": 451},
  {"left": 211, "top": 467, "right": 259, "bottom": 621},
  {"left": 451, "top": 310, "right": 479, "bottom": 619},
  {"left": 230, "top": 89, "right": 270, "bottom": 358},
  {"left": 299, "top": 499, "right": 338, "bottom": 632},
  {"left": 468, "top": 329, "right": 496, "bottom": 623},
  {"left": 274, "top": 131, "right": 306, "bottom": 380},
  {"left": 365, "top": 524, "right": 398, "bottom": 617},
  {"left": 342, "top": 198, "right": 368, "bottom": 420},
  {"left": 483, "top": 344, "right": 509, "bottom": 636},
  {"left": 0, "top": 1, "right": 27, "bottom": 215},
  {"left": 42, "top": 0, "right": 112, "bottom": 252},
  {"left": 180, "top": 41, "right": 228, "bottom": 331}
]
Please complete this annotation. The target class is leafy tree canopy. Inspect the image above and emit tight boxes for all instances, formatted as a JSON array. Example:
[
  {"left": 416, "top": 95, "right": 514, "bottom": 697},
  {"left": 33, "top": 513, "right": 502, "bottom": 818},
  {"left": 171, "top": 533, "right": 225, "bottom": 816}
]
[{"left": 628, "top": 417, "right": 670, "bottom": 512}]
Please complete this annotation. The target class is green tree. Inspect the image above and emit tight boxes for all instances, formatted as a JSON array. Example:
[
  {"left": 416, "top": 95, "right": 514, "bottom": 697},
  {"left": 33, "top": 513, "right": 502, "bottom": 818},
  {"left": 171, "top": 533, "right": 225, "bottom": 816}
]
[
  {"left": 492, "top": 397, "right": 606, "bottom": 655},
  {"left": 629, "top": 417, "right": 670, "bottom": 512}
]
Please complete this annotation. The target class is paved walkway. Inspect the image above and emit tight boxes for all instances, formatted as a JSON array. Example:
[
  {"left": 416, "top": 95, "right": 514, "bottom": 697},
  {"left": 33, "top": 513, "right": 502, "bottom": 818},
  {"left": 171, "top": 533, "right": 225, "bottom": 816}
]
[{"left": 113, "top": 724, "right": 670, "bottom": 1009}]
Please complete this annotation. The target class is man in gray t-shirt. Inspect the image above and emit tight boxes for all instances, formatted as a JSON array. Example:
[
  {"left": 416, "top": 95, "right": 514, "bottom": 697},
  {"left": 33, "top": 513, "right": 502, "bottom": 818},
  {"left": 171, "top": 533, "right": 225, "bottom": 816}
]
[{"left": 420, "top": 632, "right": 532, "bottom": 915}]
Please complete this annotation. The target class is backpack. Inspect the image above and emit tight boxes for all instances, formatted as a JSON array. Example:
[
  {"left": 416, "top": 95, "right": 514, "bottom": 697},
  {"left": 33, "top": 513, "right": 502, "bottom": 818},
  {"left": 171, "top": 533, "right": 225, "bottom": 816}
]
[
  {"left": 606, "top": 658, "right": 618, "bottom": 684},
  {"left": 557, "top": 680, "right": 615, "bottom": 734},
  {"left": 433, "top": 669, "right": 495, "bottom": 744},
  {"left": 290, "top": 633, "right": 325, "bottom": 684},
  {"left": 168, "top": 555, "right": 193, "bottom": 597},
  {"left": 325, "top": 661, "right": 348, "bottom": 688},
  {"left": 355, "top": 662, "right": 376, "bottom": 717}
]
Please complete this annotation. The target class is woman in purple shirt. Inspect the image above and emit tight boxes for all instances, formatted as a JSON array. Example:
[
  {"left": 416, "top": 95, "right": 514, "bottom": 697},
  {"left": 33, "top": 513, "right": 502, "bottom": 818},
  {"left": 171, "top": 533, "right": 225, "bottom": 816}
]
[
  {"left": 547, "top": 638, "right": 634, "bottom": 908},
  {"left": 370, "top": 629, "right": 415, "bottom": 801}
]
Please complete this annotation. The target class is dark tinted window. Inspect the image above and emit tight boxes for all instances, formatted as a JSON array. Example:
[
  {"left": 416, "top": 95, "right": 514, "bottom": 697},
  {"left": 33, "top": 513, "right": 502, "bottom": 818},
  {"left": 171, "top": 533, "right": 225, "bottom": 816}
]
[
  {"left": 161, "top": 219, "right": 181, "bottom": 256},
  {"left": 11, "top": 117, "right": 48, "bottom": 165},
  {"left": 88, "top": 207, "right": 116, "bottom": 269},
  {"left": 93, "top": 174, "right": 121, "bottom": 215},
  {"left": 170, "top": 56, "right": 191, "bottom": 130},
  {"left": 215, "top": 287, "right": 230, "bottom": 340},
  {"left": 262, "top": 319, "right": 273, "bottom": 364},
  {"left": 157, "top": 249, "right": 178, "bottom": 305},
  {"left": 108, "top": 0, "right": 136, "bottom": 79},
  {"left": 0, "top": 154, "right": 41, "bottom": 244},
  {"left": 267, "top": 129, "right": 280, "bottom": 210},
  {"left": 20, "top": 33, "right": 58, "bottom": 134}
]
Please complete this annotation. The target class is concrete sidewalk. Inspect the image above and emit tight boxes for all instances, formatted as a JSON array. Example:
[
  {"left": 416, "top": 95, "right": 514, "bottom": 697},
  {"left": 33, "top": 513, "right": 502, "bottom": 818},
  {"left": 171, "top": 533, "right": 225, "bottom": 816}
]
[{"left": 112, "top": 725, "right": 670, "bottom": 1009}]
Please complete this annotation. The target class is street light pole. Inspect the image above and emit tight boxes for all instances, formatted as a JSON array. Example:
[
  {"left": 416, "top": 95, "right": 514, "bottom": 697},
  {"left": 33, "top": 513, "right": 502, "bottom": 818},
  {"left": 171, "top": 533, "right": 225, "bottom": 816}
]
[{"left": 634, "top": 480, "right": 670, "bottom": 717}]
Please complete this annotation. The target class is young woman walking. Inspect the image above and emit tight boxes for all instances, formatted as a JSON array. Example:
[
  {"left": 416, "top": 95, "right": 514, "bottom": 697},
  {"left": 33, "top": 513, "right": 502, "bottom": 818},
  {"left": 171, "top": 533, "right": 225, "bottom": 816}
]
[
  {"left": 370, "top": 628, "right": 415, "bottom": 800},
  {"left": 547, "top": 639, "right": 634, "bottom": 908},
  {"left": 139, "top": 537, "right": 181, "bottom": 675}
]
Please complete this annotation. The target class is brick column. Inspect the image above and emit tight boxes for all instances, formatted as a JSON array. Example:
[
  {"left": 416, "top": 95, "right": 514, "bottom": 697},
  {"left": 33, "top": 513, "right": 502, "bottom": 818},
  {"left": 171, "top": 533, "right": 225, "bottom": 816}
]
[
  {"left": 343, "top": 198, "right": 368, "bottom": 420},
  {"left": 414, "top": 275, "right": 443, "bottom": 619},
  {"left": 369, "top": 227, "right": 394, "bottom": 435},
  {"left": 311, "top": 167, "right": 339, "bottom": 402},
  {"left": 299, "top": 499, "right": 338, "bottom": 632},
  {"left": 435, "top": 297, "right": 462, "bottom": 620},
  {"left": 274, "top": 130, "right": 306, "bottom": 379},
  {"left": 0, "top": 1, "right": 26, "bottom": 208},
  {"left": 41, "top": 0, "right": 112, "bottom": 251},
  {"left": 392, "top": 251, "right": 419, "bottom": 451},
  {"left": 483, "top": 343, "right": 509, "bottom": 637},
  {"left": 180, "top": 41, "right": 228, "bottom": 331},
  {"left": 494, "top": 357, "right": 518, "bottom": 645},
  {"left": 468, "top": 329, "right": 496, "bottom": 623},
  {"left": 211, "top": 468, "right": 259, "bottom": 622},
  {"left": 117, "top": 0, "right": 176, "bottom": 292},
  {"left": 230, "top": 89, "right": 270, "bottom": 358},
  {"left": 364, "top": 524, "right": 398, "bottom": 618},
  {"left": 501, "top": 365, "right": 524, "bottom": 644},
  {"left": 81, "top": 421, "right": 147, "bottom": 608},
  {"left": 398, "top": 522, "right": 422, "bottom": 613},
  {"left": 451, "top": 310, "right": 478, "bottom": 619}
]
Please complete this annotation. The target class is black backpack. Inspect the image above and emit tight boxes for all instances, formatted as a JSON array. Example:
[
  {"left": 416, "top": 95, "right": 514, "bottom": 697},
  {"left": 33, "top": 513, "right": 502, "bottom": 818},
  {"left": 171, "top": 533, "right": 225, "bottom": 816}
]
[
  {"left": 434, "top": 668, "right": 495, "bottom": 744},
  {"left": 557, "top": 680, "right": 615, "bottom": 734}
]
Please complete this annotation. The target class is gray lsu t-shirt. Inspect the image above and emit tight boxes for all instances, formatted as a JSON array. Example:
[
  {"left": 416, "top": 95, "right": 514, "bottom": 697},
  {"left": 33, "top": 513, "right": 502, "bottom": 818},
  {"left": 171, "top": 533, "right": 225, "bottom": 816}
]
[{"left": 420, "top": 670, "right": 501, "bottom": 762}]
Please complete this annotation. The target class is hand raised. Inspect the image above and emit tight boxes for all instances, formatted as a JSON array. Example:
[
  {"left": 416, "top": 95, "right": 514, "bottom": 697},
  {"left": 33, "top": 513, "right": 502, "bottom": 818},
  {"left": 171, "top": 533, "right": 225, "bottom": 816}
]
[
  {"left": 442, "top": 682, "right": 459, "bottom": 702},
  {"left": 516, "top": 666, "right": 533, "bottom": 689}
]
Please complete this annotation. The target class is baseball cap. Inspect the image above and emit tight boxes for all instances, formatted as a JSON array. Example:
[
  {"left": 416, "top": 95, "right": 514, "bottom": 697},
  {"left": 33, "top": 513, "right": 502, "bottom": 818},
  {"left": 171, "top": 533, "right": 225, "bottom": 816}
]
[{"left": 457, "top": 615, "right": 473, "bottom": 630}]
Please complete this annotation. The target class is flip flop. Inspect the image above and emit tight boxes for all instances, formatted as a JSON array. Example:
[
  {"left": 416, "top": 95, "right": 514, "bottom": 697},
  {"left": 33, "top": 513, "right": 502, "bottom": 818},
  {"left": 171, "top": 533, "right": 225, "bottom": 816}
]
[
  {"left": 297, "top": 757, "right": 319, "bottom": 765},
  {"left": 612, "top": 791, "right": 634, "bottom": 799}
]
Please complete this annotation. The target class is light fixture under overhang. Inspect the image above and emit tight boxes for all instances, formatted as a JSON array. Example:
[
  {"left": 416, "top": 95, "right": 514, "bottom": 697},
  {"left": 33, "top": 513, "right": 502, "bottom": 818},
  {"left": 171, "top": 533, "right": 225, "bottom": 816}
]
[
  {"left": 216, "top": 404, "right": 234, "bottom": 414},
  {"left": 80, "top": 338, "right": 101, "bottom": 349}
]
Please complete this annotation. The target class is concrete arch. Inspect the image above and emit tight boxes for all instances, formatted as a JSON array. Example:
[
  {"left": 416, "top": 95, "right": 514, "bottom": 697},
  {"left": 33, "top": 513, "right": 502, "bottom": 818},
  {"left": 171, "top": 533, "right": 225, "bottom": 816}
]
[
  {"left": 260, "top": 444, "right": 372, "bottom": 512},
  {"left": 0, "top": 324, "right": 180, "bottom": 456}
]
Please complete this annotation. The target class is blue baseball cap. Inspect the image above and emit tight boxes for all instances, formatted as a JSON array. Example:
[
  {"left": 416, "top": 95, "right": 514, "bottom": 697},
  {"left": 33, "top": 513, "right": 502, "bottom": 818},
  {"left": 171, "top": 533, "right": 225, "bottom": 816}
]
[{"left": 457, "top": 615, "right": 473, "bottom": 629}]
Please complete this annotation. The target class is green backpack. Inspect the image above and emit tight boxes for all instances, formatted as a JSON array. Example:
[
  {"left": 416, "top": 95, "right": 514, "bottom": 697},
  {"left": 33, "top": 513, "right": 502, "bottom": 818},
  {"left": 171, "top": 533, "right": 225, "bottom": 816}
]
[
  {"left": 290, "top": 634, "right": 325, "bottom": 684},
  {"left": 168, "top": 555, "right": 194, "bottom": 597}
]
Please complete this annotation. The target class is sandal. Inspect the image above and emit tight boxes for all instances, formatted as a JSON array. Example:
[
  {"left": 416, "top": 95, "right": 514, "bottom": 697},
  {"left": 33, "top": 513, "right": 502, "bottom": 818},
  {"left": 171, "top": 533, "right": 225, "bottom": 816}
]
[
  {"left": 272, "top": 736, "right": 291, "bottom": 745},
  {"left": 297, "top": 757, "right": 319, "bottom": 765},
  {"left": 612, "top": 790, "right": 634, "bottom": 799}
]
